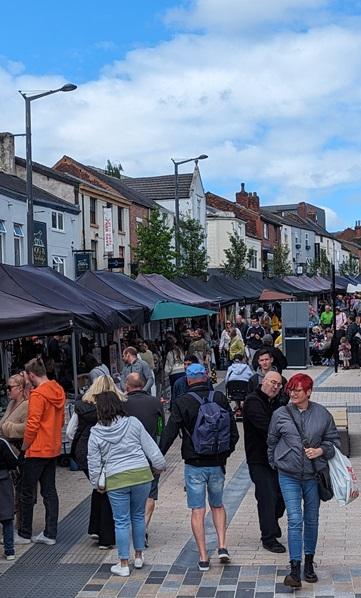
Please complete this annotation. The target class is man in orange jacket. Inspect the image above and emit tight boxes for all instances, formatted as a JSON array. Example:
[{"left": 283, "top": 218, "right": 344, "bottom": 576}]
[{"left": 17, "top": 357, "right": 65, "bottom": 545}]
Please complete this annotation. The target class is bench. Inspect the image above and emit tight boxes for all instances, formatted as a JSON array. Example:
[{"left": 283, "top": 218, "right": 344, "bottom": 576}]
[{"left": 328, "top": 407, "right": 350, "bottom": 456}]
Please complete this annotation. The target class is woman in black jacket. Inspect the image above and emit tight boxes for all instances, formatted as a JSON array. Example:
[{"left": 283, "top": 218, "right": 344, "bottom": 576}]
[{"left": 71, "top": 375, "right": 126, "bottom": 549}]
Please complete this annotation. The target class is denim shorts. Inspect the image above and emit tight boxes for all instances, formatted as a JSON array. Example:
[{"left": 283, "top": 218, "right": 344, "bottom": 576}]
[{"left": 184, "top": 464, "right": 225, "bottom": 509}]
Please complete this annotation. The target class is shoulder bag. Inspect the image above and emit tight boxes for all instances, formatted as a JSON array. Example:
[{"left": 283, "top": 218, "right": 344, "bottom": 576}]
[
  {"left": 97, "top": 444, "right": 112, "bottom": 492},
  {"left": 287, "top": 405, "right": 333, "bottom": 502}
]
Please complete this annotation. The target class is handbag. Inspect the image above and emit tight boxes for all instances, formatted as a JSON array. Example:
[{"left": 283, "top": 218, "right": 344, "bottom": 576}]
[
  {"left": 97, "top": 444, "right": 112, "bottom": 492},
  {"left": 328, "top": 445, "right": 359, "bottom": 506},
  {"left": 287, "top": 406, "right": 333, "bottom": 502}
]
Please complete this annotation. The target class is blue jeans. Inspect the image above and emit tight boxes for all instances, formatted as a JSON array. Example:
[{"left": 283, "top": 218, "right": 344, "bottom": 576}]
[
  {"left": 2, "top": 519, "right": 14, "bottom": 556},
  {"left": 108, "top": 482, "right": 151, "bottom": 560},
  {"left": 278, "top": 473, "right": 320, "bottom": 561}
]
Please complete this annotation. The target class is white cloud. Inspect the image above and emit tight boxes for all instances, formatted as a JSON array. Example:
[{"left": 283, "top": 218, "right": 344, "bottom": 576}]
[
  {"left": 320, "top": 206, "right": 345, "bottom": 229},
  {"left": 1, "top": 3, "right": 361, "bottom": 230}
]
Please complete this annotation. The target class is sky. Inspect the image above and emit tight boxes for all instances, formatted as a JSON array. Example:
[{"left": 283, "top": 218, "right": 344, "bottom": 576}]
[{"left": 1, "top": 0, "right": 361, "bottom": 231}]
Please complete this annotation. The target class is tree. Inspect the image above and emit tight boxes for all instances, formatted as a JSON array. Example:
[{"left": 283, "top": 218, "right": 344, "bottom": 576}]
[
  {"left": 339, "top": 254, "right": 360, "bottom": 277},
  {"left": 273, "top": 243, "right": 292, "bottom": 277},
  {"left": 177, "top": 217, "right": 208, "bottom": 277},
  {"left": 308, "top": 249, "right": 331, "bottom": 276},
  {"left": 133, "top": 207, "right": 176, "bottom": 278},
  {"left": 222, "top": 229, "right": 248, "bottom": 278},
  {"left": 105, "top": 159, "right": 123, "bottom": 178}
]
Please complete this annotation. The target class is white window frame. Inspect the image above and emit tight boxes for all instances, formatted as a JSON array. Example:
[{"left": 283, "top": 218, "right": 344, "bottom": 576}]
[
  {"left": 263, "top": 223, "right": 269, "bottom": 239},
  {"left": 14, "top": 223, "right": 24, "bottom": 237},
  {"left": 51, "top": 211, "right": 64, "bottom": 232},
  {"left": 52, "top": 255, "right": 65, "bottom": 275},
  {"left": 249, "top": 248, "right": 257, "bottom": 269},
  {"left": 0, "top": 220, "right": 6, "bottom": 234}
]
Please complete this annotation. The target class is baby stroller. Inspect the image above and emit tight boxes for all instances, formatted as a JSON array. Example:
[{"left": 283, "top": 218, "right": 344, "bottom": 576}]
[{"left": 226, "top": 379, "right": 248, "bottom": 422}]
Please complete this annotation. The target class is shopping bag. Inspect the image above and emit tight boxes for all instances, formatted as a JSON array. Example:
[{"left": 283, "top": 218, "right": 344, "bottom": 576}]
[{"left": 328, "top": 446, "right": 359, "bottom": 506}]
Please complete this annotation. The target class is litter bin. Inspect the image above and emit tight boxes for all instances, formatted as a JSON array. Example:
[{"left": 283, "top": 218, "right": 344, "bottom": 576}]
[{"left": 282, "top": 302, "right": 309, "bottom": 369}]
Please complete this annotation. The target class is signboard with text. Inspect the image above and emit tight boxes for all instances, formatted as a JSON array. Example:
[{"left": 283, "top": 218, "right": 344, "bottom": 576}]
[
  {"left": 103, "top": 207, "right": 113, "bottom": 253},
  {"left": 33, "top": 221, "right": 48, "bottom": 266},
  {"left": 74, "top": 252, "right": 91, "bottom": 278}
]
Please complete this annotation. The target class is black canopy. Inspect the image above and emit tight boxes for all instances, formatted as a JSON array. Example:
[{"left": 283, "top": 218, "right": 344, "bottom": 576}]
[
  {"left": 0, "top": 265, "right": 131, "bottom": 331},
  {"left": 175, "top": 276, "right": 236, "bottom": 306},
  {"left": 0, "top": 290, "right": 72, "bottom": 340}
]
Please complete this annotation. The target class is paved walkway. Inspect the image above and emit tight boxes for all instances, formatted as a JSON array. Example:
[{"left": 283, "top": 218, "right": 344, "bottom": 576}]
[{"left": 2, "top": 366, "right": 361, "bottom": 598}]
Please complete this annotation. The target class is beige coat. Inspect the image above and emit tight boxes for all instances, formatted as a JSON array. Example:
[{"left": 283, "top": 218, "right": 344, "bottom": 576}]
[{"left": 0, "top": 399, "right": 29, "bottom": 439}]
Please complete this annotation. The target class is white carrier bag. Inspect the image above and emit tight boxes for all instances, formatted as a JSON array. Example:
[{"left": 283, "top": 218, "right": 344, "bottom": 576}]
[{"left": 328, "top": 446, "right": 359, "bottom": 506}]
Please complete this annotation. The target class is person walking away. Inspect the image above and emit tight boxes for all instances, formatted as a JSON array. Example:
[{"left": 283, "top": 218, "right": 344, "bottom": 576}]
[
  {"left": 70, "top": 375, "right": 125, "bottom": 549},
  {"left": 268, "top": 373, "right": 340, "bottom": 588},
  {"left": 125, "top": 373, "right": 165, "bottom": 547},
  {"left": 172, "top": 355, "right": 213, "bottom": 404},
  {"left": 0, "top": 438, "right": 18, "bottom": 560},
  {"left": 228, "top": 328, "right": 245, "bottom": 362},
  {"left": 119, "top": 347, "right": 154, "bottom": 393},
  {"left": 338, "top": 336, "right": 351, "bottom": 369},
  {"left": 243, "top": 371, "right": 287, "bottom": 554},
  {"left": 225, "top": 355, "right": 253, "bottom": 385},
  {"left": 245, "top": 317, "right": 265, "bottom": 362},
  {"left": 164, "top": 341, "right": 185, "bottom": 401},
  {"left": 87, "top": 391, "right": 166, "bottom": 577},
  {"left": 160, "top": 363, "right": 239, "bottom": 571},
  {"left": 17, "top": 358, "right": 65, "bottom": 545}
]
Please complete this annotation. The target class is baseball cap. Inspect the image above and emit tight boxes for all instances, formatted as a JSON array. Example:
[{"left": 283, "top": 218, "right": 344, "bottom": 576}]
[{"left": 186, "top": 363, "right": 206, "bottom": 378}]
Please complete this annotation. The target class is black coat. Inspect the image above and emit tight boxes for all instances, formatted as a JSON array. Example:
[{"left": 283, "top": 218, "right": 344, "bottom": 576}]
[
  {"left": 0, "top": 438, "right": 18, "bottom": 521},
  {"left": 243, "top": 388, "right": 288, "bottom": 466},
  {"left": 125, "top": 390, "right": 164, "bottom": 441},
  {"left": 160, "top": 383, "right": 239, "bottom": 467},
  {"left": 251, "top": 347, "right": 288, "bottom": 373},
  {"left": 71, "top": 400, "right": 97, "bottom": 471}
]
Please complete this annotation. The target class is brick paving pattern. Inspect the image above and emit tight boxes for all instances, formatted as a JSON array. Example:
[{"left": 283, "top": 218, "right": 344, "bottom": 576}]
[{"left": 2, "top": 365, "right": 361, "bottom": 597}]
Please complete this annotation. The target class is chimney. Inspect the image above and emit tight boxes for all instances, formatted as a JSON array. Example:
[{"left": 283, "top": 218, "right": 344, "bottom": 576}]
[
  {"left": 354, "top": 220, "right": 361, "bottom": 239},
  {"left": 235, "top": 183, "right": 260, "bottom": 213},
  {"left": 297, "top": 202, "right": 307, "bottom": 220},
  {"left": 0, "top": 132, "right": 15, "bottom": 174}
]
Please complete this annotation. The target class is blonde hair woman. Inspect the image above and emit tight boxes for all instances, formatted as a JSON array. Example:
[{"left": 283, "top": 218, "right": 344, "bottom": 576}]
[
  {"left": 71, "top": 375, "right": 126, "bottom": 549},
  {"left": 0, "top": 373, "right": 29, "bottom": 450}
]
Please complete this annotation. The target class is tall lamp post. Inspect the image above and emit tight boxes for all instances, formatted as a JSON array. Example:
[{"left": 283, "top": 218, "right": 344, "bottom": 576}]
[
  {"left": 171, "top": 154, "right": 208, "bottom": 268},
  {"left": 19, "top": 83, "right": 77, "bottom": 265}
]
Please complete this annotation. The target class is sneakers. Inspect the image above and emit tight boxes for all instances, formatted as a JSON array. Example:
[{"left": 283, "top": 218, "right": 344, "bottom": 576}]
[
  {"left": 89, "top": 534, "right": 99, "bottom": 539},
  {"left": 98, "top": 545, "right": 113, "bottom": 550},
  {"left": 262, "top": 539, "right": 286, "bottom": 553},
  {"left": 198, "top": 560, "right": 210, "bottom": 571},
  {"left": 134, "top": 553, "right": 144, "bottom": 569},
  {"left": 31, "top": 532, "right": 56, "bottom": 545},
  {"left": 4, "top": 554, "right": 16, "bottom": 561},
  {"left": 111, "top": 563, "right": 130, "bottom": 577},
  {"left": 218, "top": 548, "right": 231, "bottom": 563},
  {"left": 13, "top": 532, "right": 31, "bottom": 545}
]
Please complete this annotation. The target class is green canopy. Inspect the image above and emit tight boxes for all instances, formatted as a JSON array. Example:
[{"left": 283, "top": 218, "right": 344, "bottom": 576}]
[{"left": 150, "top": 301, "right": 215, "bottom": 321}]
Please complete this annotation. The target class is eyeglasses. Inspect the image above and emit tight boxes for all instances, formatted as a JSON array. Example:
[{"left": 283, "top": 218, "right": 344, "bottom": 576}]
[
  {"left": 7, "top": 385, "right": 19, "bottom": 391},
  {"left": 289, "top": 388, "right": 304, "bottom": 394},
  {"left": 268, "top": 380, "right": 282, "bottom": 388}
]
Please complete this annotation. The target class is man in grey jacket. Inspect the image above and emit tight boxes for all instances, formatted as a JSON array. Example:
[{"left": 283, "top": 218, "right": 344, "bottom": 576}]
[{"left": 119, "top": 347, "right": 154, "bottom": 393}]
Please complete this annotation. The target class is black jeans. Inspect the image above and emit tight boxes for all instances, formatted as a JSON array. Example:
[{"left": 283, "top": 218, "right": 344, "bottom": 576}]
[
  {"left": 19, "top": 457, "right": 59, "bottom": 540},
  {"left": 248, "top": 463, "right": 285, "bottom": 544}
]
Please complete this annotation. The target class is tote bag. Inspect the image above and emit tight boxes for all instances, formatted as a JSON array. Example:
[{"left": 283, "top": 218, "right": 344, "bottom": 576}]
[{"left": 328, "top": 446, "right": 359, "bottom": 506}]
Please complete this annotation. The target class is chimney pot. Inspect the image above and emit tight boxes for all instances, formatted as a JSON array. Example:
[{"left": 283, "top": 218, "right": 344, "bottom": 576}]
[{"left": 241, "top": 182, "right": 245, "bottom": 192}]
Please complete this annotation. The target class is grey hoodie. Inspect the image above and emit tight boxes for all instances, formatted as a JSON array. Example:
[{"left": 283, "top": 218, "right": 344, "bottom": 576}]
[{"left": 87, "top": 415, "right": 166, "bottom": 488}]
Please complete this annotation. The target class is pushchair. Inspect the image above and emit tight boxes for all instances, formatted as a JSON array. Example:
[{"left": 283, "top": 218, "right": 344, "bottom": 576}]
[{"left": 226, "top": 379, "right": 248, "bottom": 422}]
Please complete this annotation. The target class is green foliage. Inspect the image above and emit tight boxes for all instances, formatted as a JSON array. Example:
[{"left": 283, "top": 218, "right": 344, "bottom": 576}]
[
  {"left": 273, "top": 243, "right": 292, "bottom": 277},
  {"left": 177, "top": 217, "right": 208, "bottom": 277},
  {"left": 339, "top": 254, "right": 360, "bottom": 277},
  {"left": 308, "top": 249, "right": 331, "bottom": 276},
  {"left": 222, "top": 229, "right": 248, "bottom": 278},
  {"left": 133, "top": 207, "right": 176, "bottom": 278},
  {"left": 105, "top": 160, "right": 123, "bottom": 178}
]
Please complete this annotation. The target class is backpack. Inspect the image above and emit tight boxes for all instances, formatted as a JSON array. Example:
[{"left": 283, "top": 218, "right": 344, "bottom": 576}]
[{"left": 188, "top": 391, "right": 231, "bottom": 455}]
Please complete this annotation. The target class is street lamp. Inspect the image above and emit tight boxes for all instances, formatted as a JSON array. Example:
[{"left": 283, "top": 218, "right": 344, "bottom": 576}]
[
  {"left": 171, "top": 154, "right": 208, "bottom": 268},
  {"left": 18, "top": 83, "right": 77, "bottom": 265}
]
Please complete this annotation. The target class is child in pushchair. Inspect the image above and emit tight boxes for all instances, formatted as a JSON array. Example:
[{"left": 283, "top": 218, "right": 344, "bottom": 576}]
[{"left": 225, "top": 353, "right": 253, "bottom": 420}]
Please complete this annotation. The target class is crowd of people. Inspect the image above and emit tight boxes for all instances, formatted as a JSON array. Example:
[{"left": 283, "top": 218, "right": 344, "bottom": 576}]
[{"left": 0, "top": 295, "right": 355, "bottom": 588}]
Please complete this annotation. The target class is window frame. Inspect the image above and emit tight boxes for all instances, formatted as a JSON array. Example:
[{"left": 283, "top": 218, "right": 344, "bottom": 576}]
[
  {"left": 51, "top": 211, "right": 64, "bottom": 232},
  {"left": 90, "top": 197, "right": 97, "bottom": 226},
  {"left": 52, "top": 255, "right": 65, "bottom": 275}
]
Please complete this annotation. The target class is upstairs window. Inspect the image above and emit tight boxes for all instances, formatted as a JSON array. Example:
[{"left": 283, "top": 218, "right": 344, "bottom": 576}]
[
  {"left": 90, "top": 197, "right": 97, "bottom": 225},
  {"left": 51, "top": 211, "right": 64, "bottom": 231}
]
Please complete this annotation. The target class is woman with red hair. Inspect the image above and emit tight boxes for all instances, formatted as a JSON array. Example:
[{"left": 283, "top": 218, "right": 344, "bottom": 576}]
[{"left": 268, "top": 373, "right": 340, "bottom": 589}]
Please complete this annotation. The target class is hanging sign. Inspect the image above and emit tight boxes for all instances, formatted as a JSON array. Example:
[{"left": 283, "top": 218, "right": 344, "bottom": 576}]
[{"left": 103, "top": 207, "right": 113, "bottom": 253}]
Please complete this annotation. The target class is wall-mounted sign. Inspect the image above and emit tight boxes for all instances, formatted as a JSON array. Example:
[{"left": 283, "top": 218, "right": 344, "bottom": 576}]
[
  {"left": 103, "top": 207, "right": 113, "bottom": 253},
  {"left": 74, "top": 251, "right": 92, "bottom": 278},
  {"left": 33, "top": 221, "right": 48, "bottom": 266},
  {"left": 108, "top": 257, "right": 124, "bottom": 269}
]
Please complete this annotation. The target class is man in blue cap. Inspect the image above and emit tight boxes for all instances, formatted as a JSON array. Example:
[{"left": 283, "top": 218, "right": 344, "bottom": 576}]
[{"left": 160, "top": 363, "right": 239, "bottom": 572}]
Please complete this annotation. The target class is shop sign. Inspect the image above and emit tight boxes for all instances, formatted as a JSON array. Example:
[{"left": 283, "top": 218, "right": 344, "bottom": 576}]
[
  {"left": 103, "top": 207, "right": 113, "bottom": 253},
  {"left": 74, "top": 252, "right": 91, "bottom": 278},
  {"left": 33, "top": 221, "right": 48, "bottom": 266}
]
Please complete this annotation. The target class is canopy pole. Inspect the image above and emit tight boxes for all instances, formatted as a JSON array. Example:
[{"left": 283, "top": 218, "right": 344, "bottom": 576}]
[{"left": 71, "top": 323, "right": 78, "bottom": 398}]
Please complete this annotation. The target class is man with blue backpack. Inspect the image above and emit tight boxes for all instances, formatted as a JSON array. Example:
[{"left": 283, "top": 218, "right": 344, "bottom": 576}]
[{"left": 160, "top": 363, "right": 239, "bottom": 571}]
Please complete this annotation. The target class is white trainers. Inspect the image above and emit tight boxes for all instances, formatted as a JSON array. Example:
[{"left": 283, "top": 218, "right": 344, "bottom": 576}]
[
  {"left": 134, "top": 553, "right": 144, "bottom": 569},
  {"left": 31, "top": 532, "right": 56, "bottom": 545},
  {"left": 5, "top": 554, "right": 16, "bottom": 561},
  {"left": 111, "top": 563, "right": 130, "bottom": 577},
  {"left": 13, "top": 532, "right": 31, "bottom": 545}
]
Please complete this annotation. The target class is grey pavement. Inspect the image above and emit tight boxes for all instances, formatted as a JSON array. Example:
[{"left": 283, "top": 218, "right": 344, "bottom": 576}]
[{"left": 2, "top": 365, "right": 361, "bottom": 597}]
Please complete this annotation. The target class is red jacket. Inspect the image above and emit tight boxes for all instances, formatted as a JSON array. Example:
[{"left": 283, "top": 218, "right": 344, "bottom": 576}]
[{"left": 24, "top": 380, "right": 65, "bottom": 458}]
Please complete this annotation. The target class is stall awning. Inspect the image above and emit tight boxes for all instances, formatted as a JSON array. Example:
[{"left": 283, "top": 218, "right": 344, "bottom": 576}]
[
  {"left": 259, "top": 289, "right": 295, "bottom": 302},
  {"left": 136, "top": 273, "right": 213, "bottom": 307},
  {"left": 150, "top": 301, "right": 215, "bottom": 321}
]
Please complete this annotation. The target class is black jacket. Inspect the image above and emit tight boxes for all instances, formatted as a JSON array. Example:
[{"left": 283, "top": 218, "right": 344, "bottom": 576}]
[
  {"left": 71, "top": 399, "right": 97, "bottom": 470},
  {"left": 243, "top": 388, "right": 288, "bottom": 465},
  {"left": 251, "top": 347, "right": 288, "bottom": 373},
  {"left": 125, "top": 390, "right": 164, "bottom": 441},
  {"left": 246, "top": 325, "right": 265, "bottom": 350},
  {"left": 159, "top": 383, "right": 239, "bottom": 467},
  {"left": 247, "top": 371, "right": 288, "bottom": 401}
]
